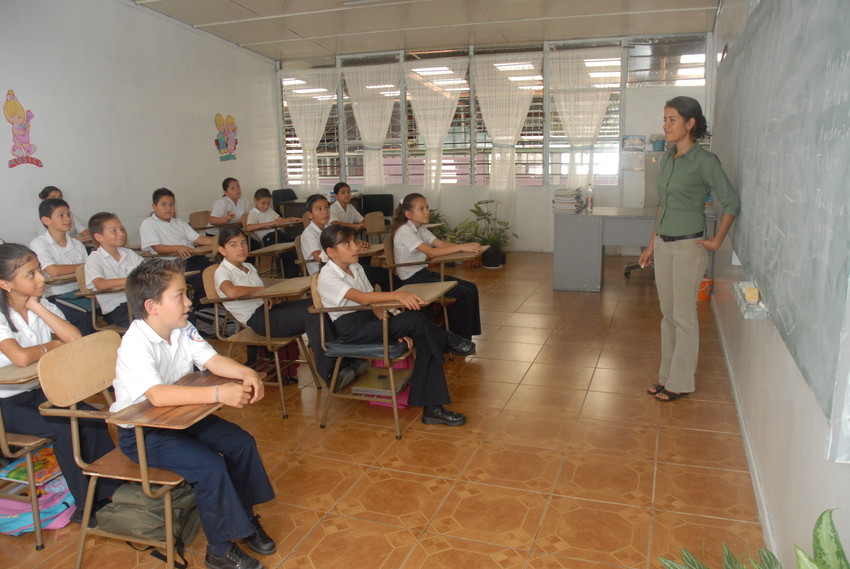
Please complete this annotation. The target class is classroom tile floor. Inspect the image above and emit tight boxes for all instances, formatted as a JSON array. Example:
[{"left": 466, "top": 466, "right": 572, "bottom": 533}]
[{"left": 2, "top": 253, "right": 765, "bottom": 569}]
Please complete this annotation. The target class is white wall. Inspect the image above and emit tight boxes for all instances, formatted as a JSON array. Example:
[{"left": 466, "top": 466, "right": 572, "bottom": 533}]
[
  {"left": 0, "top": 0, "right": 281, "bottom": 245},
  {"left": 711, "top": 0, "right": 850, "bottom": 563}
]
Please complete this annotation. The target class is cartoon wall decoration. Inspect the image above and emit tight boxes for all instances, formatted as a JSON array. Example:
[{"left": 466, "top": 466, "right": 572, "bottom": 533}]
[
  {"left": 214, "top": 113, "right": 237, "bottom": 161},
  {"left": 5, "top": 90, "right": 42, "bottom": 168}
]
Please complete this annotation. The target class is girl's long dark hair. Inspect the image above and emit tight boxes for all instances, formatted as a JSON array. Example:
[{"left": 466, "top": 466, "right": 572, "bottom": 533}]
[
  {"left": 215, "top": 225, "right": 250, "bottom": 263},
  {"left": 391, "top": 193, "right": 425, "bottom": 234},
  {"left": 0, "top": 243, "right": 39, "bottom": 333}
]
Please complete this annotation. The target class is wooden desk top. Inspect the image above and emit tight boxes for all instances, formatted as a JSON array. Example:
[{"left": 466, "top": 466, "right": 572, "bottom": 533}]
[
  {"left": 249, "top": 276, "right": 312, "bottom": 299},
  {"left": 107, "top": 371, "right": 237, "bottom": 429},
  {"left": 44, "top": 274, "right": 77, "bottom": 286},
  {"left": 251, "top": 242, "right": 296, "bottom": 256},
  {"left": 423, "top": 222, "right": 445, "bottom": 229},
  {"left": 0, "top": 362, "right": 39, "bottom": 384},
  {"left": 374, "top": 281, "right": 457, "bottom": 308},
  {"left": 431, "top": 245, "right": 489, "bottom": 264},
  {"left": 358, "top": 244, "right": 384, "bottom": 257}
]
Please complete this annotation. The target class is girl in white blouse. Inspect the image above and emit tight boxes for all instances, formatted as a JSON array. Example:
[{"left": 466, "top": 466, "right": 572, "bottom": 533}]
[
  {"left": 0, "top": 243, "right": 118, "bottom": 513},
  {"left": 208, "top": 177, "right": 249, "bottom": 235},
  {"left": 391, "top": 193, "right": 482, "bottom": 340}
]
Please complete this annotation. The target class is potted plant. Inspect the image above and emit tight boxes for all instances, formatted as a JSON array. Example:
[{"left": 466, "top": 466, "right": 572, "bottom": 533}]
[
  {"left": 428, "top": 209, "right": 450, "bottom": 241},
  {"left": 447, "top": 218, "right": 483, "bottom": 268},
  {"left": 467, "top": 199, "right": 517, "bottom": 268}
]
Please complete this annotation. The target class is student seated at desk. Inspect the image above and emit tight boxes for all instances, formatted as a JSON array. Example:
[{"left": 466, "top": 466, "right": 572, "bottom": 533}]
[
  {"left": 113, "top": 258, "right": 276, "bottom": 569},
  {"left": 140, "top": 187, "right": 212, "bottom": 310},
  {"left": 245, "top": 188, "right": 301, "bottom": 278},
  {"left": 214, "top": 226, "right": 366, "bottom": 387},
  {"left": 0, "top": 243, "right": 118, "bottom": 521},
  {"left": 328, "top": 182, "right": 365, "bottom": 231},
  {"left": 392, "top": 192, "right": 482, "bottom": 340},
  {"left": 302, "top": 194, "right": 390, "bottom": 291},
  {"left": 317, "top": 225, "right": 473, "bottom": 425},
  {"left": 208, "top": 177, "right": 249, "bottom": 236},
  {"left": 84, "top": 212, "right": 144, "bottom": 328},
  {"left": 29, "top": 198, "right": 95, "bottom": 335},
  {"left": 38, "top": 185, "right": 90, "bottom": 242}
]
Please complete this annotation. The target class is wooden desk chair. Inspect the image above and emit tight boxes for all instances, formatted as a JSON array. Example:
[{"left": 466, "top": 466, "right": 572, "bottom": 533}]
[
  {"left": 293, "top": 234, "right": 309, "bottom": 277},
  {"left": 74, "top": 266, "right": 129, "bottom": 334},
  {"left": 0, "top": 402, "right": 51, "bottom": 550},
  {"left": 381, "top": 236, "right": 452, "bottom": 333},
  {"left": 37, "top": 331, "right": 185, "bottom": 569},
  {"left": 308, "top": 273, "right": 413, "bottom": 439},
  {"left": 363, "top": 211, "right": 389, "bottom": 244},
  {"left": 188, "top": 210, "right": 211, "bottom": 231},
  {"left": 200, "top": 266, "right": 321, "bottom": 418}
]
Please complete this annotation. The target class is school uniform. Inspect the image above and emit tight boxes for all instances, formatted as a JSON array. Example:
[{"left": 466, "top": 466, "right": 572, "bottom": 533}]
[
  {"left": 300, "top": 222, "right": 323, "bottom": 276},
  {"left": 139, "top": 213, "right": 210, "bottom": 307},
  {"left": 329, "top": 201, "right": 363, "bottom": 225},
  {"left": 208, "top": 196, "right": 249, "bottom": 235},
  {"left": 0, "top": 299, "right": 118, "bottom": 508},
  {"left": 84, "top": 246, "right": 144, "bottom": 327},
  {"left": 245, "top": 207, "right": 299, "bottom": 277},
  {"left": 29, "top": 230, "right": 95, "bottom": 335},
  {"left": 112, "top": 319, "right": 274, "bottom": 546},
  {"left": 393, "top": 220, "right": 481, "bottom": 339},
  {"left": 245, "top": 207, "right": 279, "bottom": 243},
  {"left": 317, "top": 261, "right": 451, "bottom": 407}
]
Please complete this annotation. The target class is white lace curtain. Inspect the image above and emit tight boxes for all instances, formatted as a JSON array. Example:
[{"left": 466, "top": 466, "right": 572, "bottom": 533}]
[
  {"left": 405, "top": 58, "right": 468, "bottom": 210},
  {"left": 343, "top": 63, "right": 401, "bottom": 190},
  {"left": 471, "top": 52, "right": 543, "bottom": 231},
  {"left": 547, "top": 46, "right": 619, "bottom": 188},
  {"left": 282, "top": 68, "right": 340, "bottom": 191}
]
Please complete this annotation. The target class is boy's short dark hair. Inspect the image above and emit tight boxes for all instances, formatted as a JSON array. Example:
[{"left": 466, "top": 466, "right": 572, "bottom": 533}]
[
  {"left": 152, "top": 187, "right": 175, "bottom": 204},
  {"left": 39, "top": 198, "right": 70, "bottom": 221},
  {"left": 126, "top": 258, "right": 185, "bottom": 320},
  {"left": 39, "top": 186, "right": 61, "bottom": 200},
  {"left": 254, "top": 188, "right": 272, "bottom": 200},
  {"left": 88, "top": 212, "right": 119, "bottom": 239},
  {"left": 305, "top": 193, "right": 328, "bottom": 212}
]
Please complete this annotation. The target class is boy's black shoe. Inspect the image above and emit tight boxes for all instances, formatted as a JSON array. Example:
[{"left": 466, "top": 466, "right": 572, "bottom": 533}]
[
  {"left": 205, "top": 543, "right": 265, "bottom": 569},
  {"left": 244, "top": 514, "right": 276, "bottom": 556},
  {"left": 332, "top": 367, "right": 357, "bottom": 393},
  {"left": 447, "top": 335, "right": 476, "bottom": 357},
  {"left": 422, "top": 406, "right": 467, "bottom": 426}
]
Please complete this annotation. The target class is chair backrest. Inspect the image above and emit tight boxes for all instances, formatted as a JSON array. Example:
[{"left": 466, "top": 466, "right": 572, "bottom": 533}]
[
  {"left": 364, "top": 211, "right": 386, "bottom": 233},
  {"left": 241, "top": 213, "right": 249, "bottom": 232},
  {"left": 201, "top": 264, "right": 221, "bottom": 301},
  {"left": 301, "top": 212, "right": 310, "bottom": 228},
  {"left": 383, "top": 235, "right": 396, "bottom": 269},
  {"left": 38, "top": 331, "right": 121, "bottom": 408},
  {"left": 272, "top": 188, "right": 297, "bottom": 215},
  {"left": 75, "top": 265, "right": 92, "bottom": 294},
  {"left": 362, "top": 194, "right": 395, "bottom": 217},
  {"left": 309, "top": 272, "right": 324, "bottom": 309},
  {"left": 189, "top": 210, "right": 211, "bottom": 230},
  {"left": 294, "top": 234, "right": 307, "bottom": 276}
]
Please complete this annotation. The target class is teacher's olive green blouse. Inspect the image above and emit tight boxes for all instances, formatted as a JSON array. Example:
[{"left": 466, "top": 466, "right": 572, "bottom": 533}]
[{"left": 656, "top": 143, "right": 741, "bottom": 237}]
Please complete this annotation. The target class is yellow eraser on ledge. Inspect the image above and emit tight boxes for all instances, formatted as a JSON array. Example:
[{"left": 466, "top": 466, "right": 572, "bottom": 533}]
[{"left": 743, "top": 283, "right": 760, "bottom": 305}]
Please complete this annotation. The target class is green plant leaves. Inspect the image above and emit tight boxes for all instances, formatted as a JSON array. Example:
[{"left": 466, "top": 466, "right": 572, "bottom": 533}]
[{"left": 811, "top": 510, "right": 850, "bottom": 569}]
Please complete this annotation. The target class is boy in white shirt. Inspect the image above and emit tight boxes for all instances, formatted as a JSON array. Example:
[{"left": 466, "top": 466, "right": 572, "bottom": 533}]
[
  {"left": 84, "top": 212, "right": 144, "bottom": 328},
  {"left": 328, "top": 182, "right": 365, "bottom": 230},
  {"left": 38, "top": 186, "right": 90, "bottom": 241},
  {"left": 113, "top": 258, "right": 275, "bottom": 569},
  {"left": 245, "top": 188, "right": 301, "bottom": 277},
  {"left": 29, "top": 198, "right": 94, "bottom": 335},
  {"left": 140, "top": 187, "right": 213, "bottom": 309}
]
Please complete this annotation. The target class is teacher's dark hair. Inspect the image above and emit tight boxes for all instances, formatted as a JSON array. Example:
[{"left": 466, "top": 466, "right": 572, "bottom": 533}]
[{"left": 665, "top": 96, "right": 710, "bottom": 140}]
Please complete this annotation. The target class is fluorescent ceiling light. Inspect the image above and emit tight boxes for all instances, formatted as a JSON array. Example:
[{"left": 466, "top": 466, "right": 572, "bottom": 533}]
[
  {"left": 495, "top": 62, "right": 535, "bottom": 71},
  {"left": 589, "top": 71, "right": 620, "bottom": 78},
  {"left": 680, "top": 54, "right": 706, "bottom": 64},
  {"left": 594, "top": 83, "right": 619, "bottom": 88},
  {"left": 518, "top": 85, "right": 543, "bottom": 90},
  {"left": 584, "top": 58, "right": 620, "bottom": 67},
  {"left": 678, "top": 66, "right": 705, "bottom": 77},
  {"left": 380, "top": 90, "right": 401, "bottom": 96},
  {"left": 282, "top": 78, "right": 306, "bottom": 86},
  {"left": 411, "top": 67, "right": 452, "bottom": 75},
  {"left": 431, "top": 78, "right": 467, "bottom": 85},
  {"left": 444, "top": 87, "right": 469, "bottom": 91},
  {"left": 508, "top": 75, "right": 543, "bottom": 82},
  {"left": 292, "top": 88, "right": 327, "bottom": 94},
  {"left": 366, "top": 84, "right": 395, "bottom": 89},
  {"left": 675, "top": 79, "right": 706, "bottom": 86}
]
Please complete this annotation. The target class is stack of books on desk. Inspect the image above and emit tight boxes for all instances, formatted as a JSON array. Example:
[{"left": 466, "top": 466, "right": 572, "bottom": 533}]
[{"left": 553, "top": 188, "right": 585, "bottom": 213}]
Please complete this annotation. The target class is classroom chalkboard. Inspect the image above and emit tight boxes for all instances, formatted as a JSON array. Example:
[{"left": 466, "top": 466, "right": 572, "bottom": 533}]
[{"left": 712, "top": 0, "right": 850, "bottom": 416}]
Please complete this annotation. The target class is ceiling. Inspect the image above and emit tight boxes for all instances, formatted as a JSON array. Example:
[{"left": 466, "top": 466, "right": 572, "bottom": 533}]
[{"left": 135, "top": 0, "right": 719, "bottom": 68}]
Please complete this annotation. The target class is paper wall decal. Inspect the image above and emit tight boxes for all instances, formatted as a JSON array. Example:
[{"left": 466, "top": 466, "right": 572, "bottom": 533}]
[
  {"left": 214, "top": 113, "right": 237, "bottom": 161},
  {"left": 5, "top": 90, "right": 42, "bottom": 168}
]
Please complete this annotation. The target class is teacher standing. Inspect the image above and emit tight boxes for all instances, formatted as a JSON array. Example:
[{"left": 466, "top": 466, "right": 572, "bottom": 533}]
[{"left": 638, "top": 96, "right": 740, "bottom": 402}]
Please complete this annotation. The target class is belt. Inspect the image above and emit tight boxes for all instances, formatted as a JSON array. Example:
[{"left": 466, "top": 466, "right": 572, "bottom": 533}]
[{"left": 658, "top": 231, "right": 703, "bottom": 242}]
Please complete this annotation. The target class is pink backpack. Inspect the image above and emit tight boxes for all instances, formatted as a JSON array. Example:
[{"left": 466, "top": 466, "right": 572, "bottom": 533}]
[{"left": 0, "top": 475, "right": 76, "bottom": 536}]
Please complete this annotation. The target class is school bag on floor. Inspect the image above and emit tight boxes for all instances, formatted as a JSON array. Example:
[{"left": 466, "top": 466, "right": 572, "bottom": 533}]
[
  {"left": 0, "top": 474, "right": 76, "bottom": 536},
  {"left": 96, "top": 481, "right": 200, "bottom": 568}
]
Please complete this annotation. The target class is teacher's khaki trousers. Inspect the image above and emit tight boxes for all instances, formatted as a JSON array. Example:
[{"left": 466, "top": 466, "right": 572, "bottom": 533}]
[{"left": 653, "top": 235, "right": 708, "bottom": 394}]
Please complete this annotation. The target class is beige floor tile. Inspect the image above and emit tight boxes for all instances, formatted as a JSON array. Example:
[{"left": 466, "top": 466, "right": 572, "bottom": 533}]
[
  {"left": 403, "top": 534, "right": 529, "bottom": 569},
  {"left": 462, "top": 441, "right": 564, "bottom": 492},
  {"left": 375, "top": 431, "right": 480, "bottom": 478},
  {"left": 657, "top": 427, "right": 749, "bottom": 470},
  {"left": 553, "top": 453, "right": 654, "bottom": 507},
  {"left": 654, "top": 463, "right": 759, "bottom": 521}
]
